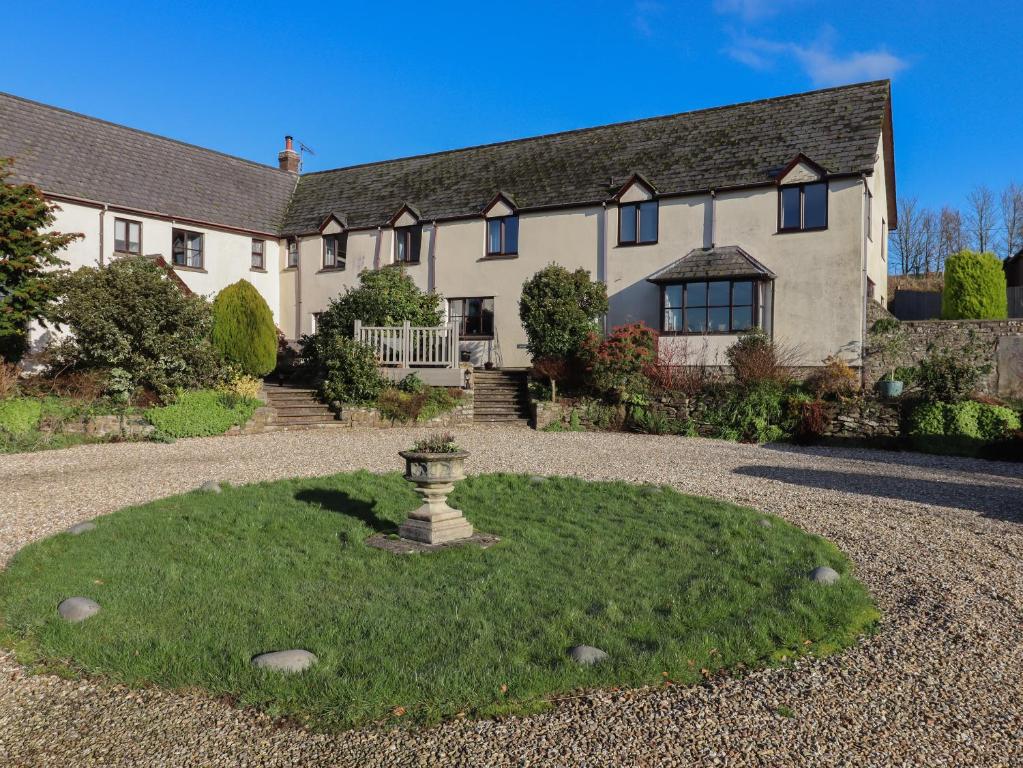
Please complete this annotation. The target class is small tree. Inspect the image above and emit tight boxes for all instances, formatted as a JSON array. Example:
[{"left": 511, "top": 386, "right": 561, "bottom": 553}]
[
  {"left": 0, "top": 158, "right": 80, "bottom": 361},
  {"left": 52, "top": 256, "right": 223, "bottom": 398},
  {"left": 303, "top": 265, "right": 442, "bottom": 369},
  {"left": 519, "top": 265, "right": 608, "bottom": 395},
  {"left": 211, "top": 279, "right": 277, "bottom": 377},
  {"left": 941, "top": 250, "right": 1007, "bottom": 320}
]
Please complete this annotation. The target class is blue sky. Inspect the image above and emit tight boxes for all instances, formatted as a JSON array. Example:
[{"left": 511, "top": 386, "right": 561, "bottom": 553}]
[{"left": 3, "top": 0, "right": 1020, "bottom": 217}]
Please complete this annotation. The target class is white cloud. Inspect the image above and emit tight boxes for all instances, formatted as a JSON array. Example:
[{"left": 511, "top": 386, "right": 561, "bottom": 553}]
[
  {"left": 713, "top": 0, "right": 792, "bottom": 22},
  {"left": 725, "top": 29, "right": 908, "bottom": 86},
  {"left": 632, "top": 1, "right": 664, "bottom": 38}
]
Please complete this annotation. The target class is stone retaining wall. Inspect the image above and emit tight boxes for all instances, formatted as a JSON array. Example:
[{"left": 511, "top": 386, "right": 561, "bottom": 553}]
[
  {"left": 534, "top": 392, "right": 901, "bottom": 442},
  {"left": 50, "top": 413, "right": 156, "bottom": 439},
  {"left": 337, "top": 390, "right": 474, "bottom": 429},
  {"left": 864, "top": 301, "right": 1023, "bottom": 396}
]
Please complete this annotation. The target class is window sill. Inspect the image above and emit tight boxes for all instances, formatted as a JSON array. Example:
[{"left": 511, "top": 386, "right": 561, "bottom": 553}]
[
  {"left": 172, "top": 264, "right": 207, "bottom": 273},
  {"left": 776, "top": 226, "right": 828, "bottom": 234},
  {"left": 250, "top": 267, "right": 267, "bottom": 273},
  {"left": 616, "top": 240, "right": 658, "bottom": 247},
  {"left": 283, "top": 265, "right": 298, "bottom": 271},
  {"left": 659, "top": 329, "right": 754, "bottom": 337},
  {"left": 479, "top": 253, "right": 518, "bottom": 261},
  {"left": 397, "top": 260, "right": 422, "bottom": 266},
  {"left": 113, "top": 249, "right": 142, "bottom": 257},
  {"left": 317, "top": 267, "right": 347, "bottom": 274}
]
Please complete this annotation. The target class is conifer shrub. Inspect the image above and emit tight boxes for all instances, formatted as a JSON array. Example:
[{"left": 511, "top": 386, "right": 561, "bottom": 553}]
[
  {"left": 211, "top": 280, "right": 277, "bottom": 377},
  {"left": 941, "top": 250, "right": 1008, "bottom": 320}
]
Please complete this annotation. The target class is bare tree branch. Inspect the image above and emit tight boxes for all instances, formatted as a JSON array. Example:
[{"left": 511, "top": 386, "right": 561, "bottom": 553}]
[{"left": 965, "top": 185, "right": 997, "bottom": 253}]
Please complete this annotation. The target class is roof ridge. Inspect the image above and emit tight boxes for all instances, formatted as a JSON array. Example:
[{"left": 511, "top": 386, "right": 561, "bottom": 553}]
[
  {"left": 301, "top": 80, "right": 890, "bottom": 178},
  {"left": 0, "top": 90, "right": 292, "bottom": 177}
]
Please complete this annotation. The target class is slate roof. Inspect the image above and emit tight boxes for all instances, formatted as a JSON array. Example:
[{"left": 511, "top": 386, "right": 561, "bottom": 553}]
[
  {"left": 0, "top": 92, "right": 297, "bottom": 234},
  {"left": 283, "top": 80, "right": 892, "bottom": 235},
  {"left": 647, "top": 246, "right": 777, "bottom": 283}
]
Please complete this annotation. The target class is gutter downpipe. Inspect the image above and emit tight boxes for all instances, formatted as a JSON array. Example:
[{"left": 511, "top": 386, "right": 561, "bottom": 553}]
[
  {"left": 860, "top": 174, "right": 870, "bottom": 388},
  {"left": 98, "top": 204, "right": 108, "bottom": 266},
  {"left": 600, "top": 201, "right": 609, "bottom": 336},
  {"left": 710, "top": 189, "right": 716, "bottom": 249}
]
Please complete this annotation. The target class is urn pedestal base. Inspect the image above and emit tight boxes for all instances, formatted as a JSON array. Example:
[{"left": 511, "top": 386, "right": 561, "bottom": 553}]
[{"left": 399, "top": 511, "right": 475, "bottom": 545}]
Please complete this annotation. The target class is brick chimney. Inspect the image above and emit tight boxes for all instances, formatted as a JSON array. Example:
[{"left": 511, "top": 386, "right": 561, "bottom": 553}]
[{"left": 278, "top": 136, "right": 300, "bottom": 173}]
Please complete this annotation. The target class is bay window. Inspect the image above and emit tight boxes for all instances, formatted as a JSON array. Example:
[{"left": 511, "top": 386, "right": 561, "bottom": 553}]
[{"left": 662, "top": 279, "right": 757, "bottom": 334}]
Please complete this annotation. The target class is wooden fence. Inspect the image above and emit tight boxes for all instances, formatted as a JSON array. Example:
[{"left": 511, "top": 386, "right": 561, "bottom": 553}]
[
  {"left": 354, "top": 320, "right": 460, "bottom": 368},
  {"left": 1009, "top": 286, "right": 1023, "bottom": 318}
]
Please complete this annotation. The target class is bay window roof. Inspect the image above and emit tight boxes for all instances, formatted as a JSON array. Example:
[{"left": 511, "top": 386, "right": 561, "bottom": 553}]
[{"left": 647, "top": 246, "right": 776, "bottom": 284}]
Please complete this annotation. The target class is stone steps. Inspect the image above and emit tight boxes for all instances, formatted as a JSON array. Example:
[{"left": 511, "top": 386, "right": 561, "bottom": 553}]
[
  {"left": 263, "top": 384, "right": 339, "bottom": 427},
  {"left": 473, "top": 370, "right": 530, "bottom": 424}
]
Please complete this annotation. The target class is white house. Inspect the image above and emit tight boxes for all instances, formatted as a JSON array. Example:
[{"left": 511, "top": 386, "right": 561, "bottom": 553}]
[{"left": 0, "top": 80, "right": 896, "bottom": 369}]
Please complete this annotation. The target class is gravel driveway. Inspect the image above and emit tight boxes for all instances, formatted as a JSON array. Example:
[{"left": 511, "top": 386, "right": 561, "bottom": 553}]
[{"left": 1, "top": 428, "right": 1020, "bottom": 767}]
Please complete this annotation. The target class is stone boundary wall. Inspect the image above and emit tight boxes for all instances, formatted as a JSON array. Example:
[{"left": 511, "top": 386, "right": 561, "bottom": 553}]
[
  {"left": 337, "top": 389, "right": 474, "bottom": 429},
  {"left": 48, "top": 413, "right": 156, "bottom": 439},
  {"left": 863, "top": 301, "right": 1023, "bottom": 395}
]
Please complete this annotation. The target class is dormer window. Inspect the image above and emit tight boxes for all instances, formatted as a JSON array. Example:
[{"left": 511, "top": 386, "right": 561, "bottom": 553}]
[
  {"left": 619, "top": 201, "right": 658, "bottom": 245},
  {"left": 486, "top": 215, "right": 518, "bottom": 256},
  {"left": 323, "top": 233, "right": 346, "bottom": 270},
  {"left": 779, "top": 182, "right": 827, "bottom": 231},
  {"left": 395, "top": 225, "right": 422, "bottom": 264}
]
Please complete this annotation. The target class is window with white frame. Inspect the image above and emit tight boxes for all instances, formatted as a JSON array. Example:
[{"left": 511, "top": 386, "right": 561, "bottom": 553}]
[{"left": 251, "top": 239, "right": 265, "bottom": 270}]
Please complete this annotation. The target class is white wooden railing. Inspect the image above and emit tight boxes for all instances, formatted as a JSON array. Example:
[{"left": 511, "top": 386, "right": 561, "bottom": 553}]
[{"left": 354, "top": 320, "right": 459, "bottom": 368}]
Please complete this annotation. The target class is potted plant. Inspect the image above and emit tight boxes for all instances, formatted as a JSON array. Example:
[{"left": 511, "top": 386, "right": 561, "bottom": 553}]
[
  {"left": 869, "top": 318, "right": 908, "bottom": 398},
  {"left": 397, "top": 433, "right": 474, "bottom": 544}
]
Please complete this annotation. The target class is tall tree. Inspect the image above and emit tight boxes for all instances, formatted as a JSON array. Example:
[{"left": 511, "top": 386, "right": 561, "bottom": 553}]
[
  {"left": 0, "top": 158, "right": 80, "bottom": 362},
  {"left": 937, "top": 207, "right": 965, "bottom": 271},
  {"left": 1000, "top": 182, "right": 1023, "bottom": 259},
  {"left": 891, "top": 197, "right": 928, "bottom": 274},
  {"left": 965, "top": 185, "right": 997, "bottom": 254}
]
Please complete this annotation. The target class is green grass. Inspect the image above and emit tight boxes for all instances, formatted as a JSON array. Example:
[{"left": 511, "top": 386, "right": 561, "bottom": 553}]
[{"left": 0, "top": 473, "right": 877, "bottom": 730}]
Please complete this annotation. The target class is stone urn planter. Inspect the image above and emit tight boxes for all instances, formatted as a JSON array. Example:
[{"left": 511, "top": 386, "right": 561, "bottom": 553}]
[{"left": 397, "top": 449, "right": 474, "bottom": 544}]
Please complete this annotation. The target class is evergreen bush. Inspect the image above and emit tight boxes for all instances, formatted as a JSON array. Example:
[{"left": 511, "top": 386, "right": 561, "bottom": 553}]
[
  {"left": 144, "top": 390, "right": 260, "bottom": 438},
  {"left": 941, "top": 250, "right": 1008, "bottom": 320},
  {"left": 51, "top": 257, "right": 223, "bottom": 398},
  {"left": 211, "top": 280, "right": 277, "bottom": 377},
  {"left": 318, "top": 336, "right": 385, "bottom": 405}
]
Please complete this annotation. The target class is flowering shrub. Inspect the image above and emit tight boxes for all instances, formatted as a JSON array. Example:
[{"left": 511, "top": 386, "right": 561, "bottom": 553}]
[{"left": 581, "top": 323, "right": 657, "bottom": 399}]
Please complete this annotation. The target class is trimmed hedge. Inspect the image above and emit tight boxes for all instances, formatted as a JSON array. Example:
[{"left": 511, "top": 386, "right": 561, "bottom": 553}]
[
  {"left": 144, "top": 390, "right": 261, "bottom": 438},
  {"left": 211, "top": 280, "right": 277, "bottom": 377}
]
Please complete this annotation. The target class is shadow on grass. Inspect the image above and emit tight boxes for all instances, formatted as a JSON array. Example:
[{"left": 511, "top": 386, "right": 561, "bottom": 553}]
[
  {"left": 733, "top": 465, "right": 1021, "bottom": 523},
  {"left": 294, "top": 489, "right": 398, "bottom": 533}
]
